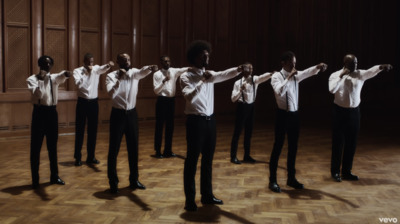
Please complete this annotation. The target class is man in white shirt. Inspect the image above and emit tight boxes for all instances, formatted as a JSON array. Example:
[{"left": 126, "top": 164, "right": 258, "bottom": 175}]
[
  {"left": 27, "top": 55, "right": 71, "bottom": 189},
  {"left": 105, "top": 53, "right": 158, "bottom": 194},
  {"left": 230, "top": 63, "right": 273, "bottom": 164},
  {"left": 328, "top": 54, "right": 392, "bottom": 182},
  {"left": 269, "top": 51, "right": 327, "bottom": 193},
  {"left": 73, "top": 53, "right": 113, "bottom": 166},
  {"left": 153, "top": 55, "right": 187, "bottom": 158},
  {"left": 180, "top": 40, "right": 247, "bottom": 211}
]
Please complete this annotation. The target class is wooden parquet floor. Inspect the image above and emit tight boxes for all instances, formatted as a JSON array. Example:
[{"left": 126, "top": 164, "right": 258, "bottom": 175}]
[{"left": 0, "top": 117, "right": 399, "bottom": 224}]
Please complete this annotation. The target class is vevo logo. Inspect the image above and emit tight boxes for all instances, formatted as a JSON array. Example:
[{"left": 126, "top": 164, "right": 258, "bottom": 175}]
[{"left": 379, "top": 218, "right": 398, "bottom": 223}]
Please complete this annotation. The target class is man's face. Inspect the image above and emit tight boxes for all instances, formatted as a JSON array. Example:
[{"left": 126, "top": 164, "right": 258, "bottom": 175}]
[
  {"left": 194, "top": 50, "right": 209, "bottom": 68},
  {"left": 283, "top": 56, "right": 296, "bottom": 72},
  {"left": 84, "top": 57, "right": 94, "bottom": 67},
  {"left": 243, "top": 64, "right": 253, "bottom": 77},
  {"left": 40, "top": 57, "right": 53, "bottom": 72},
  {"left": 347, "top": 57, "right": 358, "bottom": 72},
  {"left": 117, "top": 54, "right": 131, "bottom": 69},
  {"left": 161, "top": 57, "right": 171, "bottom": 70}
]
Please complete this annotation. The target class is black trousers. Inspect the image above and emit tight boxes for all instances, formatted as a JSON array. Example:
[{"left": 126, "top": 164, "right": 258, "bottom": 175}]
[
  {"left": 230, "top": 102, "right": 254, "bottom": 159},
  {"left": 30, "top": 105, "right": 59, "bottom": 184},
  {"left": 107, "top": 107, "right": 139, "bottom": 188},
  {"left": 269, "top": 109, "right": 299, "bottom": 182},
  {"left": 74, "top": 97, "right": 99, "bottom": 161},
  {"left": 331, "top": 104, "right": 360, "bottom": 175},
  {"left": 184, "top": 114, "right": 216, "bottom": 204},
  {"left": 154, "top": 96, "right": 175, "bottom": 154}
]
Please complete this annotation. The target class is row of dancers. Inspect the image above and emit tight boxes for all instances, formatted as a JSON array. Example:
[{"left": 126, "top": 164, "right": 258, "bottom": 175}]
[{"left": 26, "top": 40, "right": 393, "bottom": 211}]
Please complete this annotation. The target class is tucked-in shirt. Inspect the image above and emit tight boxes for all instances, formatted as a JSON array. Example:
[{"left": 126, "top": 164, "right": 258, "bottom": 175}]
[
  {"left": 231, "top": 72, "right": 272, "bottom": 103},
  {"left": 27, "top": 72, "right": 68, "bottom": 106},
  {"left": 271, "top": 66, "right": 320, "bottom": 112},
  {"left": 153, "top": 67, "right": 187, "bottom": 97},
  {"left": 329, "top": 65, "right": 382, "bottom": 108},
  {"left": 73, "top": 65, "right": 110, "bottom": 99},
  {"left": 105, "top": 66, "right": 151, "bottom": 110},
  {"left": 180, "top": 67, "right": 239, "bottom": 116}
]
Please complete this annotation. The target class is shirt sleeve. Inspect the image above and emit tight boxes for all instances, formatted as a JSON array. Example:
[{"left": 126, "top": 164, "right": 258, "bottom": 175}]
[
  {"left": 106, "top": 72, "right": 120, "bottom": 98},
  {"left": 53, "top": 71, "right": 68, "bottom": 85},
  {"left": 153, "top": 71, "right": 164, "bottom": 95},
  {"left": 132, "top": 66, "right": 152, "bottom": 80},
  {"left": 27, "top": 75, "right": 45, "bottom": 98},
  {"left": 254, "top": 72, "right": 272, "bottom": 85},
  {"left": 208, "top": 67, "right": 240, "bottom": 84},
  {"left": 271, "top": 72, "right": 289, "bottom": 97},
  {"left": 96, "top": 64, "right": 111, "bottom": 75},
  {"left": 231, "top": 80, "right": 242, "bottom": 102},
  {"left": 359, "top": 65, "right": 382, "bottom": 81},
  {"left": 295, "top": 65, "right": 320, "bottom": 83},
  {"left": 180, "top": 73, "right": 203, "bottom": 102},
  {"left": 73, "top": 68, "right": 85, "bottom": 87},
  {"left": 328, "top": 70, "right": 343, "bottom": 94}
]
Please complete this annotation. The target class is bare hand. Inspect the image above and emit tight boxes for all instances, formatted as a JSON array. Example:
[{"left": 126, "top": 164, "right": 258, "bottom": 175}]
[
  {"left": 148, "top": 65, "right": 158, "bottom": 72},
  {"left": 64, "top": 71, "right": 71, "bottom": 77},
  {"left": 37, "top": 70, "right": 47, "bottom": 80},
  {"left": 380, "top": 64, "right": 393, "bottom": 72},
  {"left": 317, "top": 63, "right": 328, "bottom": 72},
  {"left": 340, "top": 68, "right": 350, "bottom": 78},
  {"left": 203, "top": 71, "right": 212, "bottom": 81},
  {"left": 237, "top": 64, "right": 250, "bottom": 73},
  {"left": 108, "top": 61, "right": 115, "bottom": 67},
  {"left": 287, "top": 68, "right": 297, "bottom": 80}
]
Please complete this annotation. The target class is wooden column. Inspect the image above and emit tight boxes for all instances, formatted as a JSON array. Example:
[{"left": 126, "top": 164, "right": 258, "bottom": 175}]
[
  {"left": 101, "top": 0, "right": 111, "bottom": 64},
  {"left": 31, "top": 0, "right": 42, "bottom": 74}
]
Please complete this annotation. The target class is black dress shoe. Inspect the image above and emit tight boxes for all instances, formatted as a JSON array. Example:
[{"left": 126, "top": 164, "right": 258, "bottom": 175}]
[
  {"left": 50, "top": 177, "right": 65, "bottom": 185},
  {"left": 86, "top": 158, "right": 100, "bottom": 164},
  {"left": 154, "top": 152, "right": 163, "bottom": 158},
  {"left": 109, "top": 188, "right": 119, "bottom": 194},
  {"left": 184, "top": 202, "right": 198, "bottom": 211},
  {"left": 163, "top": 152, "right": 176, "bottom": 158},
  {"left": 331, "top": 173, "right": 342, "bottom": 182},
  {"left": 230, "top": 157, "right": 241, "bottom": 164},
  {"left": 287, "top": 178, "right": 304, "bottom": 189},
  {"left": 342, "top": 173, "right": 359, "bottom": 181},
  {"left": 201, "top": 196, "right": 223, "bottom": 205},
  {"left": 130, "top": 181, "right": 146, "bottom": 190},
  {"left": 268, "top": 182, "right": 281, "bottom": 193},
  {"left": 75, "top": 159, "right": 82, "bottom": 166},
  {"left": 243, "top": 156, "right": 256, "bottom": 163},
  {"left": 32, "top": 182, "right": 39, "bottom": 189}
]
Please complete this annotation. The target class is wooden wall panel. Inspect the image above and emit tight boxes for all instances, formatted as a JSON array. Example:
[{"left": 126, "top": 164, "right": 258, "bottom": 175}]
[
  {"left": 44, "top": 29, "right": 68, "bottom": 73},
  {"left": 80, "top": 0, "right": 101, "bottom": 29},
  {"left": 3, "top": 0, "right": 30, "bottom": 91},
  {"left": 111, "top": 34, "right": 132, "bottom": 61},
  {"left": 191, "top": 0, "right": 209, "bottom": 40},
  {"left": 44, "top": 0, "right": 66, "bottom": 26}
]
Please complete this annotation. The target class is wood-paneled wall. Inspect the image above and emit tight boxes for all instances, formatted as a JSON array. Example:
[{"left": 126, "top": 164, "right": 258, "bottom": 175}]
[{"left": 0, "top": 0, "right": 398, "bottom": 134}]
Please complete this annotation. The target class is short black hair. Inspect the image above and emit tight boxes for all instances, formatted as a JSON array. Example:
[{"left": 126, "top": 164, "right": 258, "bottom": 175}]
[
  {"left": 38, "top": 55, "right": 54, "bottom": 67},
  {"left": 280, "top": 51, "right": 296, "bottom": 63},
  {"left": 160, "top": 55, "right": 169, "bottom": 61},
  {"left": 186, "top": 40, "right": 212, "bottom": 65},
  {"left": 84, "top": 53, "right": 93, "bottom": 61}
]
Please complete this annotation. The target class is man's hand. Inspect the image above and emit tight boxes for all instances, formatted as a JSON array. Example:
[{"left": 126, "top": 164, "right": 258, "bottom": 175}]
[
  {"left": 380, "top": 64, "right": 393, "bottom": 72},
  {"left": 148, "top": 65, "right": 158, "bottom": 72},
  {"left": 163, "top": 75, "right": 170, "bottom": 83},
  {"left": 64, "top": 71, "right": 71, "bottom": 77},
  {"left": 287, "top": 68, "right": 297, "bottom": 80},
  {"left": 339, "top": 68, "right": 350, "bottom": 78},
  {"left": 237, "top": 64, "right": 250, "bottom": 73},
  {"left": 317, "top": 63, "right": 328, "bottom": 72},
  {"left": 36, "top": 70, "right": 47, "bottom": 80},
  {"left": 202, "top": 71, "right": 212, "bottom": 81},
  {"left": 107, "top": 61, "right": 115, "bottom": 68}
]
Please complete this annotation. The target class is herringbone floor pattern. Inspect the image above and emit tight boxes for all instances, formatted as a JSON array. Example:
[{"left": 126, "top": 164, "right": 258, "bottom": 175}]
[{"left": 0, "top": 118, "right": 399, "bottom": 224}]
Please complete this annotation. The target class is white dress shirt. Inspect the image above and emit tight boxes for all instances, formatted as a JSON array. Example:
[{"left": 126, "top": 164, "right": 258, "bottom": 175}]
[
  {"left": 153, "top": 67, "right": 187, "bottom": 97},
  {"left": 73, "top": 65, "right": 110, "bottom": 99},
  {"left": 106, "top": 66, "right": 152, "bottom": 110},
  {"left": 27, "top": 72, "right": 68, "bottom": 106},
  {"left": 271, "top": 66, "right": 320, "bottom": 112},
  {"left": 329, "top": 65, "right": 382, "bottom": 108},
  {"left": 231, "top": 72, "right": 272, "bottom": 103},
  {"left": 180, "top": 67, "right": 240, "bottom": 116}
]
